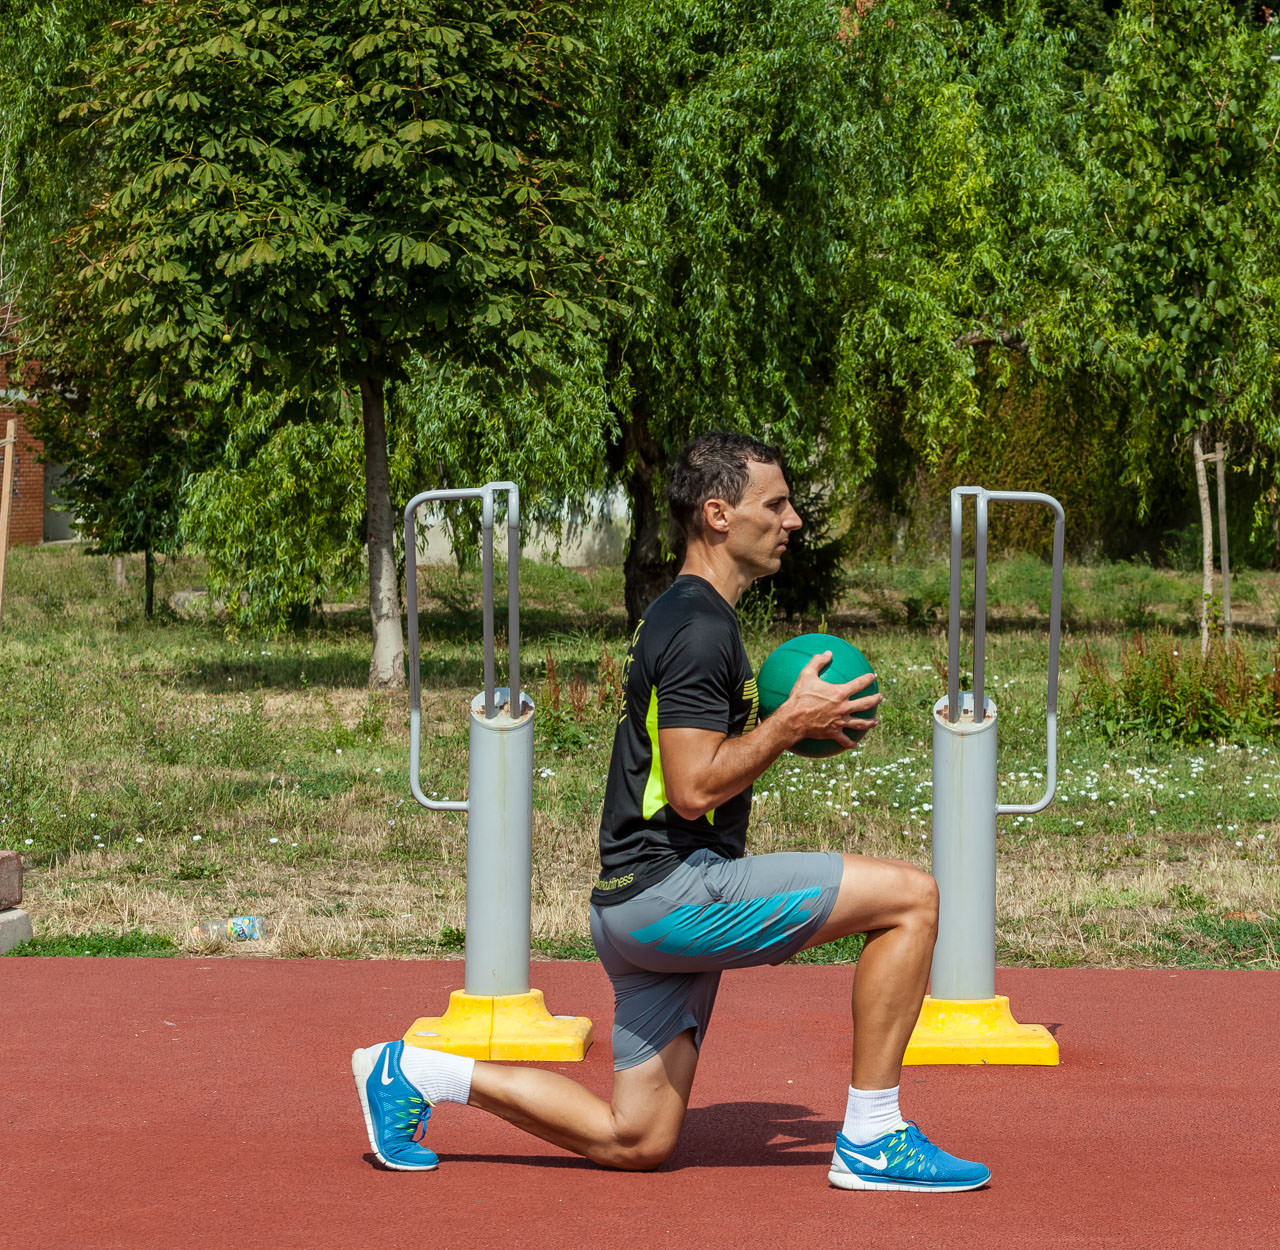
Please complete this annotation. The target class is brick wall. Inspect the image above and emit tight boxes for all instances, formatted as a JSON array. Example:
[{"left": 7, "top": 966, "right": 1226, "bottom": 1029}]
[{"left": 1, "top": 342, "right": 46, "bottom": 548}]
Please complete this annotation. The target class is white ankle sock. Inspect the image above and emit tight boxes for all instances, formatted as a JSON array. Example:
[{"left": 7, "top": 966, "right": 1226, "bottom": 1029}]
[
  {"left": 398, "top": 1044, "right": 475, "bottom": 1106},
  {"left": 841, "top": 1085, "right": 902, "bottom": 1144}
]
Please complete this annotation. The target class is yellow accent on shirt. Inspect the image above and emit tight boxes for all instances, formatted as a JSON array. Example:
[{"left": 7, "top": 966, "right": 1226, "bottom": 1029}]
[
  {"left": 642, "top": 688, "right": 666, "bottom": 819},
  {"left": 642, "top": 687, "right": 716, "bottom": 826}
]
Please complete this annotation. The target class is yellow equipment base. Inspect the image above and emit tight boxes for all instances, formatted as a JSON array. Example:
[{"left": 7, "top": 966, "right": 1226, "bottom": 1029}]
[
  {"left": 403, "top": 988, "right": 594, "bottom": 1062},
  {"left": 903, "top": 994, "right": 1059, "bottom": 1066}
]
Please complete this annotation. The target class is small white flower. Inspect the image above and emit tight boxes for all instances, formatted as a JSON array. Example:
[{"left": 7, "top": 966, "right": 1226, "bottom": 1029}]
[
  {"left": 135, "top": 837, "right": 143, "bottom": 843},
  {"left": 192, "top": 834, "right": 202, "bottom": 842},
  {"left": 269, "top": 837, "right": 279, "bottom": 844}
]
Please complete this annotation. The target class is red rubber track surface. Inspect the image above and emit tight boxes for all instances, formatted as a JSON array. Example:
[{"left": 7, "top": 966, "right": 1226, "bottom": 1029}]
[{"left": 4, "top": 960, "right": 1277, "bottom": 1249}]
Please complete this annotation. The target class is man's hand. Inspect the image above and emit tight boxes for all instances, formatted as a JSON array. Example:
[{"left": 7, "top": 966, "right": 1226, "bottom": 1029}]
[
  {"left": 775, "top": 650, "right": 882, "bottom": 751},
  {"left": 657, "top": 652, "right": 883, "bottom": 822}
]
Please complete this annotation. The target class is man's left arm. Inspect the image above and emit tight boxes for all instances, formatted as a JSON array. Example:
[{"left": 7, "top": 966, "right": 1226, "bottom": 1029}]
[{"left": 659, "top": 656, "right": 880, "bottom": 821}]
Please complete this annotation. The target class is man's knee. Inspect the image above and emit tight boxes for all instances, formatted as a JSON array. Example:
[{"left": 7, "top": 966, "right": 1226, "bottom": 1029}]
[
  {"left": 914, "top": 868, "right": 940, "bottom": 934},
  {"left": 603, "top": 1115, "right": 683, "bottom": 1171},
  {"left": 611, "top": 1131, "right": 679, "bottom": 1172},
  {"left": 890, "top": 861, "right": 939, "bottom": 932}
]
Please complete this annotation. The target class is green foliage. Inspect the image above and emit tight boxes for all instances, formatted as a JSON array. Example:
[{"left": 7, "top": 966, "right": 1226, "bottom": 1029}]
[
  {"left": 0, "top": 0, "right": 132, "bottom": 287},
  {"left": 2, "top": 929, "right": 178, "bottom": 957},
  {"left": 53, "top": 0, "right": 606, "bottom": 401},
  {"left": 28, "top": 377, "right": 219, "bottom": 572},
  {"left": 1147, "top": 910, "right": 1280, "bottom": 968},
  {"left": 181, "top": 389, "right": 366, "bottom": 631},
  {"left": 1, "top": 3, "right": 197, "bottom": 619},
  {"left": 1087, "top": 1, "right": 1280, "bottom": 492},
  {"left": 792, "top": 932, "right": 866, "bottom": 965},
  {"left": 1078, "top": 632, "right": 1280, "bottom": 743},
  {"left": 391, "top": 343, "right": 615, "bottom": 553},
  {"left": 588, "top": 0, "right": 1100, "bottom": 616},
  {"left": 23, "top": 0, "right": 611, "bottom": 677}
]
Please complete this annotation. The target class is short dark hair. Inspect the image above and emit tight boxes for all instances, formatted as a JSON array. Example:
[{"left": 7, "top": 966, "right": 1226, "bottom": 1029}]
[{"left": 668, "top": 431, "right": 783, "bottom": 539}]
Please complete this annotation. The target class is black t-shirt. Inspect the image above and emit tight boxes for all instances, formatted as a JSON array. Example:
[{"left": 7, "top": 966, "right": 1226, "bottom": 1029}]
[{"left": 592, "top": 575, "right": 759, "bottom": 906}]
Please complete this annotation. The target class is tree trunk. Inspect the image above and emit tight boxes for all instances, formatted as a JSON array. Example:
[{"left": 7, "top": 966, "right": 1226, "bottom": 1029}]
[
  {"left": 1215, "top": 440, "right": 1231, "bottom": 644},
  {"left": 1193, "top": 427, "right": 1213, "bottom": 655},
  {"left": 112, "top": 555, "right": 127, "bottom": 589},
  {"left": 623, "top": 467, "right": 676, "bottom": 628},
  {"left": 144, "top": 546, "right": 156, "bottom": 620},
  {"left": 359, "top": 375, "right": 406, "bottom": 689},
  {"left": 606, "top": 391, "right": 675, "bottom": 630}
]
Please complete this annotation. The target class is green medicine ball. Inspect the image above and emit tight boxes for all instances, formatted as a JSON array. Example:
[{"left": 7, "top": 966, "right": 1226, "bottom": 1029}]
[{"left": 756, "top": 633, "right": 878, "bottom": 758}]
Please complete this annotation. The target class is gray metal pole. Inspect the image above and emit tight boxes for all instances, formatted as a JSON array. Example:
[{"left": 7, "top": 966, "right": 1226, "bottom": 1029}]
[
  {"left": 464, "top": 687, "right": 534, "bottom": 996},
  {"left": 482, "top": 492, "right": 496, "bottom": 719},
  {"left": 973, "top": 492, "right": 988, "bottom": 721},
  {"left": 948, "top": 491, "right": 964, "bottom": 723},
  {"left": 403, "top": 483, "right": 536, "bottom": 994},
  {"left": 930, "top": 691, "right": 998, "bottom": 999},
  {"left": 404, "top": 486, "right": 488, "bottom": 814},
  {"left": 931, "top": 487, "right": 1064, "bottom": 1000}
]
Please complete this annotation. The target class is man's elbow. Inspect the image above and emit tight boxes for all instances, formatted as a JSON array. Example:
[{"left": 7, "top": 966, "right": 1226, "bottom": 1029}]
[{"left": 666, "top": 786, "right": 713, "bottom": 823}]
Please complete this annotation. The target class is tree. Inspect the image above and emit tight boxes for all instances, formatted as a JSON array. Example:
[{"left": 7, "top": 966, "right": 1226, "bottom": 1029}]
[
  {"left": 43, "top": 0, "right": 605, "bottom": 683},
  {"left": 180, "top": 389, "right": 367, "bottom": 630},
  {"left": 592, "top": 0, "right": 1104, "bottom": 621},
  {"left": 181, "top": 348, "right": 615, "bottom": 634},
  {"left": 1088, "top": 0, "right": 1280, "bottom": 648},
  {"left": 588, "top": 0, "right": 914, "bottom": 623},
  {"left": 0, "top": 1, "right": 132, "bottom": 294},
  {"left": 1, "top": 3, "right": 187, "bottom": 613},
  {"left": 34, "top": 371, "right": 220, "bottom": 616}
]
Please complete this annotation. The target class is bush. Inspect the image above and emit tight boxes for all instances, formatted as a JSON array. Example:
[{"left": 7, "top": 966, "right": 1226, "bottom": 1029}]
[{"left": 1078, "top": 632, "right": 1280, "bottom": 744}]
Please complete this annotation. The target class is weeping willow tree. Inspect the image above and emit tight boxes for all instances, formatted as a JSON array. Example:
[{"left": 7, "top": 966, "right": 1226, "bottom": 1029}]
[
  {"left": 1088, "top": 0, "right": 1280, "bottom": 651},
  {"left": 589, "top": 0, "right": 1103, "bottom": 623}
]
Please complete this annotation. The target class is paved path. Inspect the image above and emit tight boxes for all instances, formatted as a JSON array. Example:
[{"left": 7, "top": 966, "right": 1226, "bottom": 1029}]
[{"left": 4, "top": 960, "right": 1278, "bottom": 1248}]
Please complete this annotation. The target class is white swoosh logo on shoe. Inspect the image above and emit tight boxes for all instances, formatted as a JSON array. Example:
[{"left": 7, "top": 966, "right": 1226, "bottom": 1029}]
[
  {"left": 845, "top": 1150, "right": 889, "bottom": 1170},
  {"left": 380, "top": 1049, "right": 396, "bottom": 1085}
]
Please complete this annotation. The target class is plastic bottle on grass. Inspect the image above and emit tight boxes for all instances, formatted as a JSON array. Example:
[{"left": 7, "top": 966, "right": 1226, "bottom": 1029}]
[{"left": 191, "top": 915, "right": 273, "bottom": 941}]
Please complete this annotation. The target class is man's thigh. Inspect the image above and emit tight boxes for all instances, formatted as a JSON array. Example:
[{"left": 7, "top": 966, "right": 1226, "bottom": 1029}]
[
  {"left": 799, "top": 853, "right": 938, "bottom": 951},
  {"left": 597, "top": 849, "right": 844, "bottom": 974}
]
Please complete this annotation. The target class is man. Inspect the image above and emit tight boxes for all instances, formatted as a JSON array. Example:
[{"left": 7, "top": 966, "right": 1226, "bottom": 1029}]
[{"left": 352, "top": 431, "right": 989, "bottom": 1192}]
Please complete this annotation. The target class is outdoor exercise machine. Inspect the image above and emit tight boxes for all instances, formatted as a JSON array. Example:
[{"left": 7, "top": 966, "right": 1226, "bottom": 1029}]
[
  {"left": 904, "top": 486, "right": 1064, "bottom": 1065},
  {"left": 399, "top": 481, "right": 593, "bottom": 1061}
]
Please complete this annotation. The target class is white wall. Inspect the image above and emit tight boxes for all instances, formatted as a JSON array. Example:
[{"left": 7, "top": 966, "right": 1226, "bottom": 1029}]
[{"left": 412, "top": 488, "right": 631, "bottom": 568}]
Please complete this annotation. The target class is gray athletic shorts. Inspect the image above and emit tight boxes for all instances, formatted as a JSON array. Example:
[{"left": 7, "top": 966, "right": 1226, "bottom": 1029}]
[{"left": 588, "top": 848, "right": 844, "bottom": 1070}]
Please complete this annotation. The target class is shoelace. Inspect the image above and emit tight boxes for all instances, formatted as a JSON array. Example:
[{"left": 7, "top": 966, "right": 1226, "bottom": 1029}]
[{"left": 392, "top": 1093, "right": 428, "bottom": 1137}]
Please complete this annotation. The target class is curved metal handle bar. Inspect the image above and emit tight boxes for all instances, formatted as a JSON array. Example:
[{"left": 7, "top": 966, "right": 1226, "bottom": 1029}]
[
  {"left": 402, "top": 482, "right": 523, "bottom": 813},
  {"left": 948, "top": 487, "right": 1064, "bottom": 816}
]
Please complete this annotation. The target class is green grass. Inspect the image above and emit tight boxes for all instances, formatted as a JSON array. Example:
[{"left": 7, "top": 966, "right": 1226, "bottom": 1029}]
[
  {"left": 2, "top": 543, "right": 1277, "bottom": 967},
  {"left": 3, "top": 929, "right": 179, "bottom": 957}
]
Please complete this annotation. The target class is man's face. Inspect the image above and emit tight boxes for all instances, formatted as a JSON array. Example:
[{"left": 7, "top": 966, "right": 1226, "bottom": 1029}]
[{"left": 722, "top": 459, "right": 803, "bottom": 579}]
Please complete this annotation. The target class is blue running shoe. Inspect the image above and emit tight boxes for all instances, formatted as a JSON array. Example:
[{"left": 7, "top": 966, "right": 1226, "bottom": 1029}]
[
  {"left": 351, "top": 1041, "right": 439, "bottom": 1171},
  {"left": 829, "top": 1121, "right": 990, "bottom": 1192}
]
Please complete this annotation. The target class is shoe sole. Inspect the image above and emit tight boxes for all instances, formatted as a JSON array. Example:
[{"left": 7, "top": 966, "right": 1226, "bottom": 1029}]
[
  {"left": 828, "top": 1167, "right": 989, "bottom": 1193},
  {"left": 351, "top": 1046, "right": 439, "bottom": 1172}
]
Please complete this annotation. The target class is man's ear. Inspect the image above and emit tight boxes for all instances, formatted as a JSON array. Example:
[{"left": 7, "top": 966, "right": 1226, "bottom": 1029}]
[{"left": 702, "top": 496, "right": 731, "bottom": 534}]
